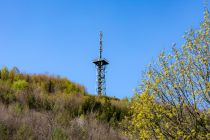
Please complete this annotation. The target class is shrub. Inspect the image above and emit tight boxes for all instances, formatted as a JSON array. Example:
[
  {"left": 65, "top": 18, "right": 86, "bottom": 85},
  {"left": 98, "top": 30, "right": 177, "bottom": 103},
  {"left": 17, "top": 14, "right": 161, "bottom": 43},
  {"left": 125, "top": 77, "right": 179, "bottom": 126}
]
[
  {"left": 0, "top": 80, "right": 15, "bottom": 104},
  {"left": 2, "top": 92, "right": 16, "bottom": 105},
  {"left": 52, "top": 128, "right": 68, "bottom": 140},
  {"left": 82, "top": 96, "right": 101, "bottom": 114},
  {"left": 125, "top": 9, "right": 210, "bottom": 139},
  {"left": 15, "top": 125, "right": 34, "bottom": 140},
  {"left": 55, "top": 111, "right": 72, "bottom": 126},
  {"left": 8, "top": 102, "right": 25, "bottom": 115},
  {"left": 1, "top": 66, "right": 9, "bottom": 80},
  {"left": 0, "top": 123, "right": 9, "bottom": 140},
  {"left": 12, "top": 80, "right": 28, "bottom": 91},
  {"left": 0, "top": 67, "right": 128, "bottom": 139},
  {"left": 9, "top": 67, "right": 20, "bottom": 82},
  {"left": 31, "top": 93, "right": 54, "bottom": 111}
]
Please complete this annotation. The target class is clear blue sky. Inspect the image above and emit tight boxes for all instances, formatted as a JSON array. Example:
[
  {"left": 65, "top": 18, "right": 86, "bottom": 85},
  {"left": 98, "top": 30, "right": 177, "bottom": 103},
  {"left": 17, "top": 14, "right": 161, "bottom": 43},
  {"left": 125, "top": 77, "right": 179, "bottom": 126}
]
[{"left": 0, "top": 0, "right": 206, "bottom": 98}]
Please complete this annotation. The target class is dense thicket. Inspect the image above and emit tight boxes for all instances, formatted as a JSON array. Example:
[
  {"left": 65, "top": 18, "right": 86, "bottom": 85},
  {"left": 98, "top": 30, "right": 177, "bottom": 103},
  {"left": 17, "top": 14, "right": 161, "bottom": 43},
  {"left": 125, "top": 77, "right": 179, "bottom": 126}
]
[
  {"left": 0, "top": 67, "right": 128, "bottom": 140},
  {"left": 124, "top": 10, "right": 210, "bottom": 139}
]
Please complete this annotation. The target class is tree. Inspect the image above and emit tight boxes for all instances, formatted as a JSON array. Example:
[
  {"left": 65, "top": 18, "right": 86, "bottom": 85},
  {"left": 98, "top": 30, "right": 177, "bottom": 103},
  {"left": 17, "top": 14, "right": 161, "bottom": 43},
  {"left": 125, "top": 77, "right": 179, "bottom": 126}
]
[
  {"left": 1, "top": 66, "right": 9, "bottom": 80},
  {"left": 9, "top": 67, "right": 20, "bottom": 82},
  {"left": 126, "top": 9, "right": 210, "bottom": 139}
]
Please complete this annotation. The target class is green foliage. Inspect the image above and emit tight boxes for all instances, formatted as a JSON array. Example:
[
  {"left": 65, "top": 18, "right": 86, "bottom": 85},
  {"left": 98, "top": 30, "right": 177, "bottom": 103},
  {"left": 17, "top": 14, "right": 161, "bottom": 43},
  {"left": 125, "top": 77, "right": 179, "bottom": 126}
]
[
  {"left": 0, "top": 123, "right": 9, "bottom": 140},
  {"left": 9, "top": 102, "right": 25, "bottom": 115},
  {"left": 12, "top": 80, "right": 29, "bottom": 91},
  {"left": 52, "top": 128, "right": 68, "bottom": 140},
  {"left": 15, "top": 125, "right": 34, "bottom": 140},
  {"left": 0, "top": 59, "right": 128, "bottom": 140},
  {"left": 82, "top": 96, "right": 101, "bottom": 114},
  {"left": 1, "top": 66, "right": 9, "bottom": 80},
  {"left": 0, "top": 66, "right": 128, "bottom": 127},
  {"left": 0, "top": 80, "right": 16, "bottom": 104},
  {"left": 9, "top": 67, "right": 20, "bottom": 82},
  {"left": 55, "top": 111, "right": 72, "bottom": 126},
  {"left": 2, "top": 92, "right": 16, "bottom": 105},
  {"left": 98, "top": 98, "right": 112, "bottom": 122},
  {"left": 125, "top": 9, "right": 210, "bottom": 139}
]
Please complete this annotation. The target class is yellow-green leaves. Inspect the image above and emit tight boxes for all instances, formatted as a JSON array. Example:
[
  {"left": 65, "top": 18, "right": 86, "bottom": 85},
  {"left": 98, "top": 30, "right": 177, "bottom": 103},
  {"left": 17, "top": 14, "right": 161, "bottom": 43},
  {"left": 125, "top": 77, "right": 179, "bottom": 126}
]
[{"left": 125, "top": 9, "right": 210, "bottom": 140}]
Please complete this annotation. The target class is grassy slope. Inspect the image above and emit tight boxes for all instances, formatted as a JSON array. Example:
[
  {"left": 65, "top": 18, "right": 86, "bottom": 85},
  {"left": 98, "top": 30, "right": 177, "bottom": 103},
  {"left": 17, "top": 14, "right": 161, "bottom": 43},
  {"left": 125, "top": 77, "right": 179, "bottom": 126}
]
[{"left": 0, "top": 67, "right": 129, "bottom": 140}]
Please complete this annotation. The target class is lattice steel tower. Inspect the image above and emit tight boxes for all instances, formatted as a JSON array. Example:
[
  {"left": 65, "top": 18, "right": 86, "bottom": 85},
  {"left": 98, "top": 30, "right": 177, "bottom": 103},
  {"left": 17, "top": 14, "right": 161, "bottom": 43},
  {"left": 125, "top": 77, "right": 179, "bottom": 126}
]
[{"left": 93, "top": 32, "right": 109, "bottom": 96}]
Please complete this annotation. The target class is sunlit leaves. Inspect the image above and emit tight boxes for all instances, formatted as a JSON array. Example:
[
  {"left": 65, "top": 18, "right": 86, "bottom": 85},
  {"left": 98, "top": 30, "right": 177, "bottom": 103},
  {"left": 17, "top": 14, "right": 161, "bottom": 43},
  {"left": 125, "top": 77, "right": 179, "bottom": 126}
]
[{"left": 126, "top": 9, "right": 210, "bottom": 139}]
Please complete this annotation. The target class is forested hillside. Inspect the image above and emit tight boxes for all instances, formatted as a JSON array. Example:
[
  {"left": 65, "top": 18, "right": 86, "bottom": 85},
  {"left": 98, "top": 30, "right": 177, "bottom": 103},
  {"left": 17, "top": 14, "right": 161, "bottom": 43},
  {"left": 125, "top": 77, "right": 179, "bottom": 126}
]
[{"left": 0, "top": 66, "right": 128, "bottom": 140}]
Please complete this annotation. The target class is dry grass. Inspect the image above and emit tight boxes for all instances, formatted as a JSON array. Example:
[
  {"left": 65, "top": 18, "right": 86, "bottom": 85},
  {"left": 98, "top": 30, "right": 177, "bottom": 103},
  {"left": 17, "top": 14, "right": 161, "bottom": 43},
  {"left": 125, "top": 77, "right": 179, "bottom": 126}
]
[
  {"left": 0, "top": 103, "right": 53, "bottom": 140},
  {"left": 0, "top": 70, "right": 129, "bottom": 140},
  {"left": 0, "top": 103, "right": 128, "bottom": 140}
]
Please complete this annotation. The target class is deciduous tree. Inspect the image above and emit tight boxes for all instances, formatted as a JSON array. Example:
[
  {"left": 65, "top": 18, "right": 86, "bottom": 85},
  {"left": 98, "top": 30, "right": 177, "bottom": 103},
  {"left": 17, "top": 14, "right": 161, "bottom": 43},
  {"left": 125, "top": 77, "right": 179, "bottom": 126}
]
[{"left": 126, "top": 9, "right": 210, "bottom": 139}]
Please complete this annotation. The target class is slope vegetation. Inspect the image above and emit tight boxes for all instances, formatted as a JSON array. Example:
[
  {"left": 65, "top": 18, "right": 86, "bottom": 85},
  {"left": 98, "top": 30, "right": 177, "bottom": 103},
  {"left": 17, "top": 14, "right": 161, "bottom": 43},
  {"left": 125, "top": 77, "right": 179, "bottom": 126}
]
[{"left": 0, "top": 66, "right": 128, "bottom": 140}]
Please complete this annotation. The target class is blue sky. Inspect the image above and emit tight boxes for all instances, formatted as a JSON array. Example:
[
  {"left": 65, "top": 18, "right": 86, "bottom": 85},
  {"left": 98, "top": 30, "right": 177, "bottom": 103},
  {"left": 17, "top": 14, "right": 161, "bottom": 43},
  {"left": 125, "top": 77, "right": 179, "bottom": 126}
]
[{"left": 0, "top": 0, "right": 206, "bottom": 98}]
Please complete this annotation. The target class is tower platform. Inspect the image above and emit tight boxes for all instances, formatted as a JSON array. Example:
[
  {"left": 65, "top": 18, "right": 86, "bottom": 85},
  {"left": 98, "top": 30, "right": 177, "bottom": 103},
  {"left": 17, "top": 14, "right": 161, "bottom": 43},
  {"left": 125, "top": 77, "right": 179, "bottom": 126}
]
[{"left": 93, "top": 58, "right": 109, "bottom": 65}]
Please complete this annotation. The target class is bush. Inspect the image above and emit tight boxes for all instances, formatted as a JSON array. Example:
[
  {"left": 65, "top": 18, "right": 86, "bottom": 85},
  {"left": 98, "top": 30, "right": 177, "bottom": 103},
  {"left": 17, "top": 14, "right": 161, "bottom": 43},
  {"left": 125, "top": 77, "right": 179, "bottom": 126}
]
[
  {"left": 0, "top": 67, "right": 128, "bottom": 139},
  {"left": 1, "top": 67, "right": 9, "bottom": 80},
  {"left": 52, "top": 128, "right": 68, "bottom": 140},
  {"left": 0, "top": 81, "right": 16, "bottom": 104},
  {"left": 2, "top": 92, "right": 16, "bottom": 105},
  {"left": 9, "top": 67, "right": 20, "bottom": 82},
  {"left": 0, "top": 123, "right": 9, "bottom": 140},
  {"left": 9, "top": 102, "right": 25, "bottom": 115},
  {"left": 12, "top": 80, "right": 28, "bottom": 91},
  {"left": 125, "top": 9, "right": 210, "bottom": 139},
  {"left": 15, "top": 125, "right": 34, "bottom": 140},
  {"left": 82, "top": 96, "right": 101, "bottom": 114},
  {"left": 55, "top": 111, "right": 72, "bottom": 126}
]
